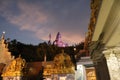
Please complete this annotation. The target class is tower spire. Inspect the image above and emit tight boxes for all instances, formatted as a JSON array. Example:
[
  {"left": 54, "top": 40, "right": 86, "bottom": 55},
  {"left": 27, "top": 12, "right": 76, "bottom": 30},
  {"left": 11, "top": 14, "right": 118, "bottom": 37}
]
[
  {"left": 1, "top": 31, "right": 5, "bottom": 39},
  {"left": 53, "top": 32, "right": 68, "bottom": 47},
  {"left": 48, "top": 33, "right": 51, "bottom": 45},
  {"left": 56, "top": 32, "right": 61, "bottom": 41}
]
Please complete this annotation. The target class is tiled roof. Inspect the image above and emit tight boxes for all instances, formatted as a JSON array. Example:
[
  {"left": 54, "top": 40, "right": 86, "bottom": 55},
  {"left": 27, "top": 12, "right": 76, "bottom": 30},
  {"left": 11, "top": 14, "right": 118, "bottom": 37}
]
[{"left": 25, "top": 62, "right": 42, "bottom": 76}]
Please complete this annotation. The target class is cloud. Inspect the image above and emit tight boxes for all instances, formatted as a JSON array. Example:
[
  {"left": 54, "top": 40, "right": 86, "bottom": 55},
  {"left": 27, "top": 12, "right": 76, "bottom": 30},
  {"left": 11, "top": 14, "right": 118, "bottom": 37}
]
[
  {"left": 62, "top": 34, "right": 85, "bottom": 45},
  {"left": 0, "top": 0, "right": 90, "bottom": 45},
  {"left": 0, "top": 1, "right": 50, "bottom": 40},
  {"left": 0, "top": 1, "right": 12, "bottom": 18},
  {"left": 9, "top": 2, "right": 48, "bottom": 30}
]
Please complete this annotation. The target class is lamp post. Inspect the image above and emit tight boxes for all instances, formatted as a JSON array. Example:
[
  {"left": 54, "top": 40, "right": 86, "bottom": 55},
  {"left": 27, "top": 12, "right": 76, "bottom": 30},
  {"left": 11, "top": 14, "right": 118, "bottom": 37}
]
[{"left": 73, "top": 47, "right": 77, "bottom": 70}]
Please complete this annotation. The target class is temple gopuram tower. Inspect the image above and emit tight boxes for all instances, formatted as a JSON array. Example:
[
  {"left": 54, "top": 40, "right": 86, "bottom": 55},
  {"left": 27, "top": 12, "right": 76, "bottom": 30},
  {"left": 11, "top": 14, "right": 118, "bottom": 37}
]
[
  {"left": 53, "top": 32, "right": 68, "bottom": 47},
  {"left": 0, "top": 32, "right": 14, "bottom": 64}
]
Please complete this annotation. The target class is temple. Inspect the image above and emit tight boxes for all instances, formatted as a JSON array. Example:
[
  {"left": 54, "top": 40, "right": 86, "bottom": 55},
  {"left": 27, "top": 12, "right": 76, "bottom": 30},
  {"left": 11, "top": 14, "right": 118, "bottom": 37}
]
[
  {"left": 1, "top": 0, "right": 120, "bottom": 79},
  {"left": 43, "top": 50, "right": 75, "bottom": 80},
  {"left": 89, "top": 0, "right": 120, "bottom": 80},
  {"left": 53, "top": 32, "right": 68, "bottom": 47},
  {"left": 2, "top": 55, "right": 26, "bottom": 80},
  {"left": 0, "top": 32, "right": 43, "bottom": 80}
]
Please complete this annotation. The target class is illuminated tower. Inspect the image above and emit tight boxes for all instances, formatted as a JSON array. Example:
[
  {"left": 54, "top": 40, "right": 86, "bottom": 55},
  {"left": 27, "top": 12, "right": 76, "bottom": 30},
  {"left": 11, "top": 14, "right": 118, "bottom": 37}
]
[{"left": 53, "top": 32, "right": 67, "bottom": 47}]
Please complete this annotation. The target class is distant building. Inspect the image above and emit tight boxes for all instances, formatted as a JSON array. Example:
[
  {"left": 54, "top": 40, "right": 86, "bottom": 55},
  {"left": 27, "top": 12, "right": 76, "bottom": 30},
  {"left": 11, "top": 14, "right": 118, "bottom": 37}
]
[{"left": 53, "top": 32, "right": 68, "bottom": 47}]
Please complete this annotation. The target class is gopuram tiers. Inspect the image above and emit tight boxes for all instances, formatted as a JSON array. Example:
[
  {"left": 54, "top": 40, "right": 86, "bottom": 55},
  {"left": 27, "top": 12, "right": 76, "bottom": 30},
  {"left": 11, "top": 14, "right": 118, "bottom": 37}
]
[{"left": 0, "top": 32, "right": 14, "bottom": 64}]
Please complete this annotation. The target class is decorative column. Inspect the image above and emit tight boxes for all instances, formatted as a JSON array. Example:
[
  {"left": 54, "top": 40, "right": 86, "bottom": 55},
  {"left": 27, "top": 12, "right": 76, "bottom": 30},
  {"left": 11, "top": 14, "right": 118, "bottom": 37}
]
[{"left": 103, "top": 48, "right": 120, "bottom": 80}]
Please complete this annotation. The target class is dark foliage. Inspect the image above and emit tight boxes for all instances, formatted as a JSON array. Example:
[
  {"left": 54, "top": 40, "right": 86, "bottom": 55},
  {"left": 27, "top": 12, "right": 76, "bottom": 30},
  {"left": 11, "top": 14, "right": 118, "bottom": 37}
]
[{"left": 8, "top": 39, "right": 84, "bottom": 62}]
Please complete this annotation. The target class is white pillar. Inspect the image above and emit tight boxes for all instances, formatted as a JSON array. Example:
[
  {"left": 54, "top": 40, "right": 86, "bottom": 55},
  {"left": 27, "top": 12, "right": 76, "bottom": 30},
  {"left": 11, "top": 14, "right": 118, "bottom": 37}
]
[{"left": 103, "top": 48, "right": 120, "bottom": 80}]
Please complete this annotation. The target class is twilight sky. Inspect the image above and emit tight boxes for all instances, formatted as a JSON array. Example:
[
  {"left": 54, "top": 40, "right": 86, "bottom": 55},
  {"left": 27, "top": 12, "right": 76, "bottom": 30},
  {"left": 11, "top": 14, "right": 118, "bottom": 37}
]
[{"left": 0, "top": 0, "right": 90, "bottom": 45}]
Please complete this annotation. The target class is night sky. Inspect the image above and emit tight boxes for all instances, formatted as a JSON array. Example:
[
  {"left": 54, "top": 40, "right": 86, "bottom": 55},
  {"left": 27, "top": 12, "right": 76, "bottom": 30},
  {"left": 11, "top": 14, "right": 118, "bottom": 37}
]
[{"left": 0, "top": 0, "right": 90, "bottom": 45}]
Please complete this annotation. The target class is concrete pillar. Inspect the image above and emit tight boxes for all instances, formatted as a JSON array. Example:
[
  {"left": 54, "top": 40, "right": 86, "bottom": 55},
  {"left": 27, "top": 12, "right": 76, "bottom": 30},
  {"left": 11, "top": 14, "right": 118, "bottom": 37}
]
[{"left": 93, "top": 57, "right": 110, "bottom": 80}]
